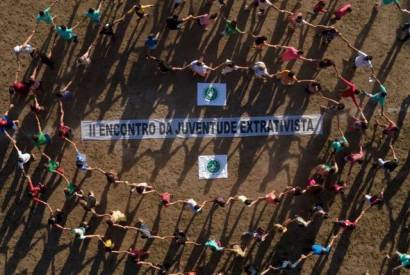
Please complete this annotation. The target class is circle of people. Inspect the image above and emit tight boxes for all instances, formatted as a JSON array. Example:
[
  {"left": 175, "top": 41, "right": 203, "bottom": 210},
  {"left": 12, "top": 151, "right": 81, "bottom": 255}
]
[{"left": 2, "top": 0, "right": 410, "bottom": 274}]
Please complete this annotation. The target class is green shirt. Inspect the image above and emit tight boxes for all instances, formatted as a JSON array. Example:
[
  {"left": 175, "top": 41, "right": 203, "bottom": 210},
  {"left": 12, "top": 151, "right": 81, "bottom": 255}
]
[
  {"left": 331, "top": 136, "right": 347, "bottom": 153},
  {"left": 36, "top": 7, "right": 53, "bottom": 24},
  {"left": 371, "top": 84, "right": 387, "bottom": 107},
  {"left": 56, "top": 27, "right": 75, "bottom": 40},
  {"left": 66, "top": 182, "right": 76, "bottom": 196},
  {"left": 224, "top": 20, "right": 240, "bottom": 36},
  {"left": 381, "top": 0, "right": 399, "bottom": 5},
  {"left": 399, "top": 253, "right": 410, "bottom": 268},
  {"left": 86, "top": 10, "right": 101, "bottom": 23},
  {"left": 47, "top": 160, "right": 59, "bottom": 173},
  {"left": 35, "top": 132, "right": 50, "bottom": 147}
]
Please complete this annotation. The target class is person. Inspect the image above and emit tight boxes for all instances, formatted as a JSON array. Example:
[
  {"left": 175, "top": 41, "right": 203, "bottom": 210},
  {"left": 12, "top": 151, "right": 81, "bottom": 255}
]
[
  {"left": 332, "top": 3, "right": 353, "bottom": 20},
  {"left": 55, "top": 80, "right": 74, "bottom": 100},
  {"left": 55, "top": 23, "right": 80, "bottom": 42},
  {"left": 91, "top": 167, "right": 120, "bottom": 184},
  {"left": 32, "top": 114, "right": 51, "bottom": 148},
  {"left": 78, "top": 191, "right": 99, "bottom": 211},
  {"left": 252, "top": 61, "right": 273, "bottom": 79},
  {"left": 41, "top": 152, "right": 64, "bottom": 175},
  {"left": 272, "top": 218, "right": 295, "bottom": 234},
  {"left": 364, "top": 189, "right": 384, "bottom": 210},
  {"left": 36, "top": 1, "right": 58, "bottom": 26},
  {"left": 96, "top": 236, "right": 115, "bottom": 252},
  {"left": 48, "top": 208, "right": 70, "bottom": 230},
  {"left": 190, "top": 13, "right": 218, "bottom": 30},
  {"left": 163, "top": 230, "right": 201, "bottom": 246},
  {"left": 319, "top": 95, "right": 345, "bottom": 112},
  {"left": 375, "top": 144, "right": 399, "bottom": 173},
  {"left": 219, "top": 59, "right": 248, "bottom": 75},
  {"left": 77, "top": 44, "right": 94, "bottom": 67},
  {"left": 145, "top": 32, "right": 159, "bottom": 50},
  {"left": 159, "top": 192, "right": 172, "bottom": 206},
  {"left": 92, "top": 209, "right": 127, "bottom": 225},
  {"left": 117, "top": 180, "right": 155, "bottom": 194},
  {"left": 13, "top": 29, "right": 36, "bottom": 62},
  {"left": 314, "top": 158, "right": 339, "bottom": 178},
  {"left": 166, "top": 14, "right": 192, "bottom": 30},
  {"left": 330, "top": 124, "right": 349, "bottom": 155},
  {"left": 244, "top": 0, "right": 274, "bottom": 16},
  {"left": 221, "top": 18, "right": 246, "bottom": 37},
  {"left": 171, "top": 198, "right": 209, "bottom": 214},
  {"left": 99, "top": 16, "right": 127, "bottom": 40},
  {"left": 333, "top": 66, "right": 361, "bottom": 108},
  {"left": 375, "top": 113, "right": 399, "bottom": 139},
  {"left": 397, "top": 23, "right": 410, "bottom": 41},
  {"left": 111, "top": 247, "right": 149, "bottom": 263},
  {"left": 125, "top": 3, "right": 154, "bottom": 20},
  {"left": 312, "top": 1, "right": 327, "bottom": 14},
  {"left": 274, "top": 70, "right": 298, "bottom": 86},
  {"left": 4, "top": 130, "right": 34, "bottom": 170},
  {"left": 30, "top": 48, "right": 55, "bottom": 69},
  {"left": 262, "top": 255, "right": 307, "bottom": 272},
  {"left": 176, "top": 58, "right": 219, "bottom": 78},
  {"left": 126, "top": 219, "right": 166, "bottom": 240},
  {"left": 56, "top": 101, "right": 73, "bottom": 140},
  {"left": 348, "top": 109, "right": 369, "bottom": 132},
  {"left": 10, "top": 64, "right": 41, "bottom": 97},
  {"left": 23, "top": 172, "right": 47, "bottom": 203},
  {"left": 364, "top": 78, "right": 387, "bottom": 115},
  {"left": 70, "top": 222, "right": 93, "bottom": 240},
  {"left": 282, "top": 10, "right": 334, "bottom": 31},
  {"left": 242, "top": 227, "right": 269, "bottom": 243},
  {"left": 282, "top": 186, "right": 306, "bottom": 197},
  {"left": 253, "top": 190, "right": 284, "bottom": 206},
  {"left": 320, "top": 28, "right": 340, "bottom": 45},
  {"left": 251, "top": 34, "right": 275, "bottom": 50},
  {"left": 145, "top": 55, "right": 178, "bottom": 73},
  {"left": 386, "top": 251, "right": 410, "bottom": 271},
  {"left": 344, "top": 142, "right": 365, "bottom": 175},
  {"left": 85, "top": 2, "right": 103, "bottom": 24},
  {"left": 64, "top": 138, "right": 94, "bottom": 171},
  {"left": 334, "top": 211, "right": 366, "bottom": 230},
  {"left": 0, "top": 105, "right": 18, "bottom": 133},
  {"left": 339, "top": 35, "right": 374, "bottom": 72},
  {"left": 226, "top": 195, "right": 256, "bottom": 207},
  {"left": 224, "top": 244, "right": 247, "bottom": 257},
  {"left": 302, "top": 234, "right": 338, "bottom": 259},
  {"left": 276, "top": 45, "right": 317, "bottom": 62},
  {"left": 205, "top": 239, "right": 224, "bottom": 251},
  {"left": 298, "top": 79, "right": 322, "bottom": 94}
]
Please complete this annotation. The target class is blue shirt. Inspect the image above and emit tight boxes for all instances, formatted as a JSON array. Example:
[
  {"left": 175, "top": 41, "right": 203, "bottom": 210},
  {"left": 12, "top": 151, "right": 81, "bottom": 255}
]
[{"left": 145, "top": 37, "right": 158, "bottom": 50}]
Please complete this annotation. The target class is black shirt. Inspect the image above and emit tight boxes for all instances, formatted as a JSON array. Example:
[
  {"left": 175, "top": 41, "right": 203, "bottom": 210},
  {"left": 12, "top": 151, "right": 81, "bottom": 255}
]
[{"left": 166, "top": 17, "right": 183, "bottom": 30}]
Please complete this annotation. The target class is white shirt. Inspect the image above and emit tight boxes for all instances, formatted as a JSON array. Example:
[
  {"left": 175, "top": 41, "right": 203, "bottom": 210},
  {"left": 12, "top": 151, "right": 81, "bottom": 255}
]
[
  {"left": 190, "top": 60, "right": 210, "bottom": 76},
  {"left": 13, "top": 44, "right": 34, "bottom": 55},
  {"left": 258, "top": 0, "right": 273, "bottom": 9},
  {"left": 354, "top": 51, "right": 372, "bottom": 68},
  {"left": 252, "top": 61, "right": 268, "bottom": 78},
  {"left": 222, "top": 65, "right": 240, "bottom": 75},
  {"left": 186, "top": 199, "right": 199, "bottom": 212},
  {"left": 17, "top": 150, "right": 31, "bottom": 169}
]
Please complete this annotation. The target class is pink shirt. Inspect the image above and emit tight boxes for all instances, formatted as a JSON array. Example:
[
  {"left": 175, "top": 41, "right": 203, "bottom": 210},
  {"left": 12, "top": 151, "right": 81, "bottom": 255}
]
[
  {"left": 199, "top": 14, "right": 210, "bottom": 26},
  {"left": 281, "top": 47, "right": 300, "bottom": 61},
  {"left": 335, "top": 3, "right": 352, "bottom": 19}
]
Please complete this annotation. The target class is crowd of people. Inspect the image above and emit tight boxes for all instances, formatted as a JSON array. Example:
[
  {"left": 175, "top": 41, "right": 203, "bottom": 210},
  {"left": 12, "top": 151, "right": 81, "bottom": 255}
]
[{"left": 2, "top": 0, "right": 410, "bottom": 274}]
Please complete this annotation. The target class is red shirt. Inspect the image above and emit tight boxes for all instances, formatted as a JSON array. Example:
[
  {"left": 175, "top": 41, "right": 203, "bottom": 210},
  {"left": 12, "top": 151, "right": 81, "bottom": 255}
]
[
  {"left": 281, "top": 47, "right": 301, "bottom": 61},
  {"left": 340, "top": 76, "right": 359, "bottom": 106},
  {"left": 12, "top": 82, "right": 30, "bottom": 94},
  {"left": 313, "top": 1, "right": 326, "bottom": 13},
  {"left": 335, "top": 3, "right": 352, "bottom": 19}
]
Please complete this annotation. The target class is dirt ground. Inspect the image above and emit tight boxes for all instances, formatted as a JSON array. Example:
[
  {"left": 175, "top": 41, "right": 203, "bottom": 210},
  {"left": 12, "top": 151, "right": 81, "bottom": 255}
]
[{"left": 0, "top": 0, "right": 409, "bottom": 274}]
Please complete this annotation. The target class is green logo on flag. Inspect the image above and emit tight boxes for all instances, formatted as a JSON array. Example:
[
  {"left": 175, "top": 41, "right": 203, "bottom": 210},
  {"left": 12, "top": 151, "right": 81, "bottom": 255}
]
[
  {"left": 207, "top": 159, "right": 221, "bottom": 174},
  {"left": 204, "top": 86, "right": 218, "bottom": 102}
]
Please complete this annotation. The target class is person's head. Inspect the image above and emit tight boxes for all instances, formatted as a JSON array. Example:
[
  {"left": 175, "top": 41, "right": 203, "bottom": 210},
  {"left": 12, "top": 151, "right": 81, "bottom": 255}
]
[
  {"left": 210, "top": 13, "right": 218, "bottom": 19},
  {"left": 346, "top": 7, "right": 352, "bottom": 13},
  {"left": 318, "top": 1, "right": 326, "bottom": 7},
  {"left": 231, "top": 20, "right": 237, "bottom": 27},
  {"left": 195, "top": 61, "right": 204, "bottom": 66},
  {"left": 39, "top": 10, "right": 45, "bottom": 16},
  {"left": 88, "top": 8, "right": 95, "bottom": 14},
  {"left": 193, "top": 205, "right": 201, "bottom": 211},
  {"left": 297, "top": 50, "right": 304, "bottom": 55},
  {"left": 329, "top": 167, "right": 337, "bottom": 175},
  {"left": 296, "top": 15, "right": 303, "bottom": 23},
  {"left": 364, "top": 55, "right": 373, "bottom": 61},
  {"left": 172, "top": 14, "right": 178, "bottom": 19},
  {"left": 357, "top": 159, "right": 364, "bottom": 164},
  {"left": 360, "top": 121, "right": 368, "bottom": 129},
  {"left": 380, "top": 91, "right": 387, "bottom": 98},
  {"left": 354, "top": 89, "right": 361, "bottom": 95},
  {"left": 135, "top": 4, "right": 142, "bottom": 10},
  {"left": 148, "top": 33, "right": 155, "bottom": 39},
  {"left": 244, "top": 199, "right": 252, "bottom": 205},
  {"left": 337, "top": 102, "right": 345, "bottom": 111},
  {"left": 59, "top": 25, "right": 67, "bottom": 30},
  {"left": 288, "top": 71, "right": 295, "bottom": 78},
  {"left": 32, "top": 135, "right": 39, "bottom": 143}
]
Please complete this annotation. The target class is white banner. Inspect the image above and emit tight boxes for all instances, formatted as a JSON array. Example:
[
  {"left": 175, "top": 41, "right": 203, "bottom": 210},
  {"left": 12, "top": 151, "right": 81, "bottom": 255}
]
[
  {"left": 197, "top": 83, "right": 227, "bottom": 106},
  {"left": 81, "top": 115, "right": 322, "bottom": 140},
  {"left": 198, "top": 155, "right": 228, "bottom": 179}
]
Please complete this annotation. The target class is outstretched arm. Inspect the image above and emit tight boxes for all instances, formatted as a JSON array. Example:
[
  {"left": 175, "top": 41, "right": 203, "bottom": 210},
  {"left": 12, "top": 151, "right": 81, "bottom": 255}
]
[
  {"left": 34, "top": 114, "right": 42, "bottom": 132},
  {"left": 23, "top": 29, "right": 36, "bottom": 45},
  {"left": 339, "top": 34, "right": 360, "bottom": 52}
]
